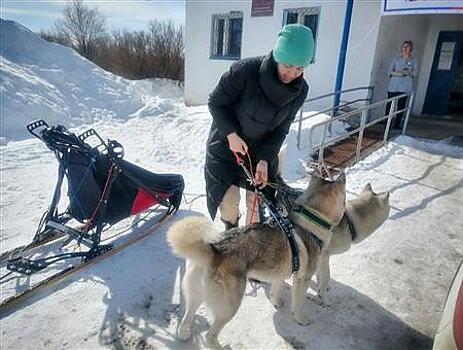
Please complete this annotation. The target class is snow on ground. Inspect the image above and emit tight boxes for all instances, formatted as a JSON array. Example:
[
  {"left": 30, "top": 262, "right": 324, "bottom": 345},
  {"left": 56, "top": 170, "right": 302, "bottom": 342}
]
[{"left": 1, "top": 19, "right": 463, "bottom": 350}]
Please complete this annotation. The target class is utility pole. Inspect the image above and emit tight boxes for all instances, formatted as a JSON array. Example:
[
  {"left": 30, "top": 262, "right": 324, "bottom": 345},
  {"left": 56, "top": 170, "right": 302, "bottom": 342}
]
[{"left": 333, "top": 0, "right": 354, "bottom": 114}]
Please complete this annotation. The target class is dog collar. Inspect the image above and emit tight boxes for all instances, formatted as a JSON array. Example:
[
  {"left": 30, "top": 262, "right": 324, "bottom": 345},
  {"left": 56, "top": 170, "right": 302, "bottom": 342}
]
[{"left": 292, "top": 205, "right": 333, "bottom": 231}]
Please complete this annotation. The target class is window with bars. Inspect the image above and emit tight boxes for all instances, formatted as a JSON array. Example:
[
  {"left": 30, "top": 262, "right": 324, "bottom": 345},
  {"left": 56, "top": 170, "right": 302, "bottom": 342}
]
[
  {"left": 211, "top": 12, "right": 243, "bottom": 60},
  {"left": 283, "top": 7, "right": 320, "bottom": 63}
]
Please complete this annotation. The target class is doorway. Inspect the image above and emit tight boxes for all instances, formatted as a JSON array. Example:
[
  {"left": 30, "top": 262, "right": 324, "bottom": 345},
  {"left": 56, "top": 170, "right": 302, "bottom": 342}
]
[{"left": 423, "top": 31, "right": 463, "bottom": 116}]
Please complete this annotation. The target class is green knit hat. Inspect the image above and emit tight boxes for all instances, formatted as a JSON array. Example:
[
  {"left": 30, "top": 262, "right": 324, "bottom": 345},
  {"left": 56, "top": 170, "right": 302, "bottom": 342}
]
[{"left": 273, "top": 24, "right": 314, "bottom": 68}]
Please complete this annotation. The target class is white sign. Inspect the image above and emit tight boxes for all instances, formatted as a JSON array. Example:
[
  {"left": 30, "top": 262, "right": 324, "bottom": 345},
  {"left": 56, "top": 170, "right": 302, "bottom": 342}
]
[
  {"left": 382, "top": 0, "right": 463, "bottom": 15},
  {"left": 437, "top": 42, "right": 456, "bottom": 70}
]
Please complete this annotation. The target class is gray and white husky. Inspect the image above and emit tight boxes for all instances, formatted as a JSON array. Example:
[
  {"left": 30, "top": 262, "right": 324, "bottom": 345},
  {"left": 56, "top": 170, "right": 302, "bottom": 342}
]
[
  {"left": 166, "top": 174, "right": 346, "bottom": 348},
  {"left": 316, "top": 183, "right": 390, "bottom": 304}
]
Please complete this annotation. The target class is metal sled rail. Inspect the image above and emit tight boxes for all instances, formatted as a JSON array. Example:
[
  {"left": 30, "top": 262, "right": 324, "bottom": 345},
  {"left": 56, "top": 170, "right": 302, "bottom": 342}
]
[
  {"left": 0, "top": 232, "right": 68, "bottom": 264},
  {"left": 0, "top": 211, "right": 172, "bottom": 317}
]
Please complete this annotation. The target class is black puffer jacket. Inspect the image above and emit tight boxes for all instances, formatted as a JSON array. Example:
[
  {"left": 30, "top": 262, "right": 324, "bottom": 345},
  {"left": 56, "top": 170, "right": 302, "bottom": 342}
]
[{"left": 205, "top": 52, "right": 309, "bottom": 220}]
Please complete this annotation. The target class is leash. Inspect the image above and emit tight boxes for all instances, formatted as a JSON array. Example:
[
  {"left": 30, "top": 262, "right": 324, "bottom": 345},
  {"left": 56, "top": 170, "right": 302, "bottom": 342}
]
[
  {"left": 232, "top": 151, "right": 258, "bottom": 224},
  {"left": 232, "top": 151, "right": 300, "bottom": 273}
]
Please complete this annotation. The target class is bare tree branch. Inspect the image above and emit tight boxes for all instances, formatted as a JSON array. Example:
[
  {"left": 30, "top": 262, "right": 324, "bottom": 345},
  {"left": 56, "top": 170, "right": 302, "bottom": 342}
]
[
  {"left": 52, "top": 0, "right": 106, "bottom": 59},
  {"left": 41, "top": 6, "right": 184, "bottom": 81}
]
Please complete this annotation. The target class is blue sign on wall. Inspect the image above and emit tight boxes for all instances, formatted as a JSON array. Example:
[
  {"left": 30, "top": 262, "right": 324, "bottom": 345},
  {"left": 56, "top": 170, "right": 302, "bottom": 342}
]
[{"left": 382, "top": 0, "right": 463, "bottom": 15}]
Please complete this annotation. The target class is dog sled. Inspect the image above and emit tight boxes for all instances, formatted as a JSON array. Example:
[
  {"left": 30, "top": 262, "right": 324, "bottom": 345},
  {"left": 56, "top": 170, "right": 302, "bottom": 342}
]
[{"left": 0, "top": 120, "right": 184, "bottom": 312}]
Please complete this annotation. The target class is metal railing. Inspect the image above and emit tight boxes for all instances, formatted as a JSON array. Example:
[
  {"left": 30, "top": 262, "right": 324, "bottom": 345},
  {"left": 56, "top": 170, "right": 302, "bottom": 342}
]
[
  {"left": 295, "top": 86, "right": 374, "bottom": 148},
  {"left": 304, "top": 92, "right": 414, "bottom": 167}
]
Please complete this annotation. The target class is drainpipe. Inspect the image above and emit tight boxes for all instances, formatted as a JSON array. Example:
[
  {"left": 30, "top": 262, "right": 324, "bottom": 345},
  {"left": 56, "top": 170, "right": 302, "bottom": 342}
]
[{"left": 333, "top": 0, "right": 354, "bottom": 114}]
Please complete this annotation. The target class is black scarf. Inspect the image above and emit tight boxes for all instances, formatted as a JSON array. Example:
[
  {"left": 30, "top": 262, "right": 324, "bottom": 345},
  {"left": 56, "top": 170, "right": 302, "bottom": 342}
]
[{"left": 259, "top": 52, "right": 303, "bottom": 107}]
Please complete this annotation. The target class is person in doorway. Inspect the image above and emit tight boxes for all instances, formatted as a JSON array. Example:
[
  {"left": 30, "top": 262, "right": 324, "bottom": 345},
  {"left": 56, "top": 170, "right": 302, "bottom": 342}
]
[
  {"left": 385, "top": 40, "right": 417, "bottom": 129},
  {"left": 205, "top": 24, "right": 314, "bottom": 229}
]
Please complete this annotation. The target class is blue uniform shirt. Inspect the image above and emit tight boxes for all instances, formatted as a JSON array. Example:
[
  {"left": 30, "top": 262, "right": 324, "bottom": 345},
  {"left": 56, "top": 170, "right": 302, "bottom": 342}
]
[{"left": 388, "top": 55, "right": 417, "bottom": 93}]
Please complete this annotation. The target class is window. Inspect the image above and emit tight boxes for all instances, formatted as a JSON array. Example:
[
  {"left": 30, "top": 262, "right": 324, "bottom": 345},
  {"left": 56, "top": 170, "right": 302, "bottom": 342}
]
[
  {"left": 283, "top": 7, "right": 320, "bottom": 63},
  {"left": 211, "top": 12, "right": 243, "bottom": 60}
]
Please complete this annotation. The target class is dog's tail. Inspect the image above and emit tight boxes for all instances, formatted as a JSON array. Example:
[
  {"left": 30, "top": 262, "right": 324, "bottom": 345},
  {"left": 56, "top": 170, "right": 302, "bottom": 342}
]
[{"left": 166, "top": 216, "right": 216, "bottom": 266}]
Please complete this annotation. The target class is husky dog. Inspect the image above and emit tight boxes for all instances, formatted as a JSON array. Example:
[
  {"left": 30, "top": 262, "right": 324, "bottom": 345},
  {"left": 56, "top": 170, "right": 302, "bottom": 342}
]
[
  {"left": 316, "top": 183, "right": 390, "bottom": 304},
  {"left": 167, "top": 174, "right": 346, "bottom": 348}
]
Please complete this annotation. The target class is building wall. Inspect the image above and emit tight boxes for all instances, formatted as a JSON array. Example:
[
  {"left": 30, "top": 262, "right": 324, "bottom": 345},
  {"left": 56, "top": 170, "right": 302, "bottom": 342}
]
[
  {"left": 184, "top": 0, "right": 382, "bottom": 109},
  {"left": 184, "top": 1, "right": 240, "bottom": 106},
  {"left": 186, "top": 1, "right": 463, "bottom": 118},
  {"left": 341, "top": 1, "right": 382, "bottom": 106}
]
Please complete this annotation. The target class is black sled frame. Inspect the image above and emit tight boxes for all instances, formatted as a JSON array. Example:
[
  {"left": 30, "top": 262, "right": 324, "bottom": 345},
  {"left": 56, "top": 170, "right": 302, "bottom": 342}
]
[{"left": 7, "top": 120, "right": 183, "bottom": 275}]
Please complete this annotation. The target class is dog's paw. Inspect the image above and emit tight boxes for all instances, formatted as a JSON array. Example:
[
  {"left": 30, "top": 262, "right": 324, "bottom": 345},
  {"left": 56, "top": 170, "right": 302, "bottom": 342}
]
[
  {"left": 319, "top": 297, "right": 332, "bottom": 307},
  {"left": 177, "top": 324, "right": 192, "bottom": 341},
  {"left": 316, "top": 290, "right": 331, "bottom": 307},
  {"left": 205, "top": 333, "right": 223, "bottom": 349},
  {"left": 316, "top": 285, "right": 327, "bottom": 294},
  {"left": 292, "top": 312, "right": 310, "bottom": 326}
]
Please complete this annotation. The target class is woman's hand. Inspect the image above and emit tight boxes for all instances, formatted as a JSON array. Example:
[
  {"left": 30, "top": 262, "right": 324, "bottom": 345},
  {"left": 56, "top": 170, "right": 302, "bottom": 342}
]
[
  {"left": 391, "top": 71, "right": 406, "bottom": 77},
  {"left": 255, "top": 160, "right": 268, "bottom": 189},
  {"left": 227, "top": 132, "right": 248, "bottom": 155}
]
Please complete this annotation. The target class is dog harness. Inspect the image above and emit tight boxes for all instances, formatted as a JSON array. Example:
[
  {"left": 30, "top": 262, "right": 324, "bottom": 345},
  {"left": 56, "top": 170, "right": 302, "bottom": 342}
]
[
  {"left": 344, "top": 212, "right": 357, "bottom": 241},
  {"left": 289, "top": 204, "right": 333, "bottom": 248},
  {"left": 233, "top": 152, "right": 300, "bottom": 273},
  {"left": 272, "top": 178, "right": 336, "bottom": 249},
  {"left": 292, "top": 205, "right": 333, "bottom": 231}
]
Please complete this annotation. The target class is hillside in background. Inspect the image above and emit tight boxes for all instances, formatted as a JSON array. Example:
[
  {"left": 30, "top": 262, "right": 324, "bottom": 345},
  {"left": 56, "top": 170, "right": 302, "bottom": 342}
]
[{"left": 0, "top": 19, "right": 181, "bottom": 140}]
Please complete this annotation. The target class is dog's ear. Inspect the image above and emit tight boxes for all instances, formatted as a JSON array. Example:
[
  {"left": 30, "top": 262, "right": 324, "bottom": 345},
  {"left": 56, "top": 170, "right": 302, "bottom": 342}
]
[
  {"left": 309, "top": 172, "right": 322, "bottom": 183},
  {"left": 378, "top": 192, "right": 390, "bottom": 206},
  {"left": 337, "top": 171, "right": 346, "bottom": 184},
  {"left": 304, "top": 162, "right": 317, "bottom": 180},
  {"left": 306, "top": 166, "right": 316, "bottom": 177},
  {"left": 363, "top": 183, "right": 373, "bottom": 193}
]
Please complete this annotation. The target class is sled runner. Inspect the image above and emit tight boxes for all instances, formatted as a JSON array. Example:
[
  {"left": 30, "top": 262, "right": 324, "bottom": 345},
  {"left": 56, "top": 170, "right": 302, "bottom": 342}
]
[{"left": 0, "top": 120, "right": 184, "bottom": 309}]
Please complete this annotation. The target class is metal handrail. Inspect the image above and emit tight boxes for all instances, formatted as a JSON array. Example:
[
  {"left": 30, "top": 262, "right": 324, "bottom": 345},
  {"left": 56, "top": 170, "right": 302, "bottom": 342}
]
[
  {"left": 295, "top": 86, "right": 374, "bottom": 148},
  {"left": 302, "top": 92, "right": 414, "bottom": 167},
  {"left": 339, "top": 98, "right": 371, "bottom": 105},
  {"left": 310, "top": 93, "right": 409, "bottom": 131},
  {"left": 299, "top": 98, "right": 366, "bottom": 123},
  {"left": 304, "top": 86, "right": 373, "bottom": 103},
  {"left": 312, "top": 107, "right": 407, "bottom": 151}
]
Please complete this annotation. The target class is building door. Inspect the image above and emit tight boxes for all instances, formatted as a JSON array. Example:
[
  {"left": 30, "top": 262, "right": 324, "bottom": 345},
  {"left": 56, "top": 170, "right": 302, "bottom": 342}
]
[{"left": 423, "top": 31, "right": 463, "bottom": 116}]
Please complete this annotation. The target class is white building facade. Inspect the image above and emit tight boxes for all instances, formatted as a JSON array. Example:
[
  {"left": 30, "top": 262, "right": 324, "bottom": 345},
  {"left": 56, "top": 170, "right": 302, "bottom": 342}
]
[{"left": 184, "top": 0, "right": 463, "bottom": 117}]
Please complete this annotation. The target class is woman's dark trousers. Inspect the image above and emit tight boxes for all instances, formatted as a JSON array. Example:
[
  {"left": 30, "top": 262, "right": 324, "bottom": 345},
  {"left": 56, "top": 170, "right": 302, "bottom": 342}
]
[{"left": 385, "top": 91, "right": 409, "bottom": 129}]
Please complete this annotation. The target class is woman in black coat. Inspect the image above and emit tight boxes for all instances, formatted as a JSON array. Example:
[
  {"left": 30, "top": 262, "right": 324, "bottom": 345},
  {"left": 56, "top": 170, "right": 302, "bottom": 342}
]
[{"left": 205, "top": 24, "right": 314, "bottom": 228}]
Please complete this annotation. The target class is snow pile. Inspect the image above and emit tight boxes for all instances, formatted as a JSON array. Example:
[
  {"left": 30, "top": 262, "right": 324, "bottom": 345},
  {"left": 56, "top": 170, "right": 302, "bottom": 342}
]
[{"left": 0, "top": 19, "right": 181, "bottom": 140}]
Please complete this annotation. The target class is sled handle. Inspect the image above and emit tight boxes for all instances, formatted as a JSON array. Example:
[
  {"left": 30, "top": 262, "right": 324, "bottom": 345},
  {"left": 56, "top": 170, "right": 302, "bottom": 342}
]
[
  {"left": 78, "top": 129, "right": 107, "bottom": 152},
  {"left": 27, "top": 120, "right": 49, "bottom": 140},
  {"left": 108, "top": 140, "right": 124, "bottom": 159}
]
